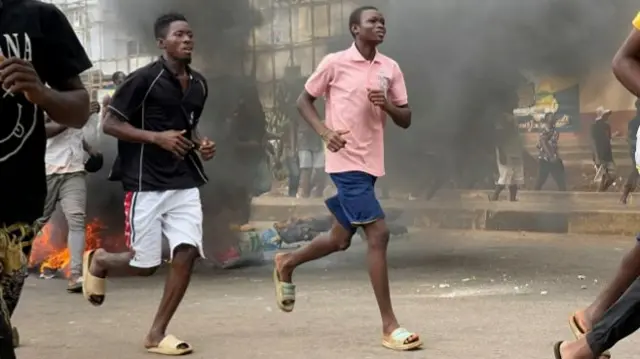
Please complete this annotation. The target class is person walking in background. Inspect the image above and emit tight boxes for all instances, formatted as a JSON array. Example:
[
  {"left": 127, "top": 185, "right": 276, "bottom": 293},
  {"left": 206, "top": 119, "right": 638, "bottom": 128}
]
[
  {"left": 620, "top": 99, "right": 640, "bottom": 204},
  {"left": 591, "top": 106, "right": 616, "bottom": 192},
  {"left": 36, "top": 106, "right": 101, "bottom": 294},
  {"left": 272, "top": 5, "right": 422, "bottom": 351},
  {"left": 553, "top": 11, "right": 640, "bottom": 359},
  {"left": 534, "top": 113, "right": 566, "bottom": 191},
  {"left": 297, "top": 119, "right": 326, "bottom": 198},
  {"left": 282, "top": 119, "right": 300, "bottom": 197},
  {"left": 489, "top": 100, "right": 524, "bottom": 202},
  {"left": 0, "top": 0, "right": 93, "bottom": 355}
]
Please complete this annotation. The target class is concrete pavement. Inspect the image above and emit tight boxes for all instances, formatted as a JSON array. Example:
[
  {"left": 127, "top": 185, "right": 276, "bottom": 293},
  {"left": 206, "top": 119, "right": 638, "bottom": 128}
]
[{"left": 12, "top": 230, "right": 640, "bottom": 359}]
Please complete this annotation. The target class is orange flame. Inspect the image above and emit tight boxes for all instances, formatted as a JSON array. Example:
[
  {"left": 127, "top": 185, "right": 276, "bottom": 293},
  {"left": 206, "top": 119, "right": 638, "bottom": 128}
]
[{"left": 29, "top": 218, "right": 105, "bottom": 278}]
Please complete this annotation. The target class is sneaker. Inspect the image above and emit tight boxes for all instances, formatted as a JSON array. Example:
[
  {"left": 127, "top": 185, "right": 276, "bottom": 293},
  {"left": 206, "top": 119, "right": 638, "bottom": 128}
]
[{"left": 67, "top": 276, "right": 83, "bottom": 293}]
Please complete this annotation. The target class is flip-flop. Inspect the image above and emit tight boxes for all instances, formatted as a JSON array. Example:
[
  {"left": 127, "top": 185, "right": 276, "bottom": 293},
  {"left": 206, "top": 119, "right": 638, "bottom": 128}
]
[
  {"left": 382, "top": 327, "right": 423, "bottom": 351},
  {"left": 82, "top": 250, "right": 105, "bottom": 306},
  {"left": 553, "top": 341, "right": 563, "bottom": 359},
  {"left": 147, "top": 334, "right": 193, "bottom": 356},
  {"left": 569, "top": 313, "right": 611, "bottom": 358},
  {"left": 272, "top": 259, "right": 295, "bottom": 313}
]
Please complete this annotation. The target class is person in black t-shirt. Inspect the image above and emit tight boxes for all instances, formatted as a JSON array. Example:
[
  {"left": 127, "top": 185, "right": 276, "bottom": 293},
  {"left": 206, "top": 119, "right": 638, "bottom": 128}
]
[
  {"left": 0, "top": 0, "right": 92, "bottom": 355},
  {"left": 83, "top": 13, "right": 213, "bottom": 355}
]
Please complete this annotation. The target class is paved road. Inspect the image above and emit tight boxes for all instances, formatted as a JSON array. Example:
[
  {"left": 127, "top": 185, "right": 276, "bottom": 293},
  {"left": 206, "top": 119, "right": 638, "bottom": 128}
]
[{"left": 13, "top": 230, "right": 640, "bottom": 359}]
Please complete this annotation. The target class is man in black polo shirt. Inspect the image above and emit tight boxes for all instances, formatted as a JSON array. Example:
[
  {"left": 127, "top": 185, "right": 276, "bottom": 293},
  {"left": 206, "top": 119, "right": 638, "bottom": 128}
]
[
  {"left": 83, "top": 13, "right": 213, "bottom": 355},
  {"left": 0, "top": 0, "right": 92, "bottom": 356}
]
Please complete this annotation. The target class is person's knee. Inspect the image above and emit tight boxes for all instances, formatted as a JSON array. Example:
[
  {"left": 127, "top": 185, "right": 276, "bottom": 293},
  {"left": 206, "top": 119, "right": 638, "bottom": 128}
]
[
  {"left": 135, "top": 267, "right": 159, "bottom": 277},
  {"left": 65, "top": 211, "right": 86, "bottom": 232},
  {"left": 172, "top": 244, "right": 199, "bottom": 265},
  {"left": 366, "top": 224, "right": 390, "bottom": 251},
  {"left": 329, "top": 228, "right": 353, "bottom": 251}
]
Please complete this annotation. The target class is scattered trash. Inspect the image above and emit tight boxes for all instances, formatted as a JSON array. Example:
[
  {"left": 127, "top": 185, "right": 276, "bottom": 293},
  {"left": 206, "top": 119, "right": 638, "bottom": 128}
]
[
  {"left": 581, "top": 285, "right": 588, "bottom": 290},
  {"left": 578, "top": 275, "right": 586, "bottom": 280},
  {"left": 439, "top": 283, "right": 450, "bottom": 288},
  {"left": 540, "top": 290, "right": 549, "bottom": 295}
]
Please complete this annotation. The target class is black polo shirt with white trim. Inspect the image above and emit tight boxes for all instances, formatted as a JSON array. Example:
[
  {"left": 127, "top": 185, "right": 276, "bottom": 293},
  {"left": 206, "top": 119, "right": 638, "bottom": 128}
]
[{"left": 108, "top": 58, "right": 209, "bottom": 192}]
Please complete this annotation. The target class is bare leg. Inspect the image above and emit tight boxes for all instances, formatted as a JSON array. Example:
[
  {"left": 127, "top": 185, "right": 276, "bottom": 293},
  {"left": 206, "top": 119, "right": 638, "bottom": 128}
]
[
  {"left": 576, "top": 243, "right": 640, "bottom": 330},
  {"left": 276, "top": 217, "right": 352, "bottom": 283},
  {"left": 144, "top": 245, "right": 199, "bottom": 349},
  {"left": 298, "top": 168, "right": 312, "bottom": 198},
  {"left": 362, "top": 219, "right": 401, "bottom": 336},
  {"left": 311, "top": 169, "right": 327, "bottom": 198},
  {"left": 558, "top": 339, "right": 596, "bottom": 359},
  {"left": 90, "top": 248, "right": 155, "bottom": 278}
]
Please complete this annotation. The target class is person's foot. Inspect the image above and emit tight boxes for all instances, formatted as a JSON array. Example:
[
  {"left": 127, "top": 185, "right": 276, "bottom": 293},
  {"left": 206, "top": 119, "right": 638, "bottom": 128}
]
[
  {"left": 274, "top": 253, "right": 294, "bottom": 283},
  {"left": 67, "top": 275, "right": 83, "bottom": 293},
  {"left": 89, "top": 248, "right": 107, "bottom": 278},
  {"left": 144, "top": 330, "right": 167, "bottom": 350},
  {"left": 382, "top": 322, "right": 420, "bottom": 347},
  {"left": 573, "top": 309, "right": 594, "bottom": 333},
  {"left": 556, "top": 340, "right": 604, "bottom": 359}
]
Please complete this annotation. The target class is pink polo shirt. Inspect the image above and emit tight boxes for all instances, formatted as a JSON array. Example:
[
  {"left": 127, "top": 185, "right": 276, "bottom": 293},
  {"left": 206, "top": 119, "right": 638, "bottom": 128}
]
[{"left": 304, "top": 44, "right": 408, "bottom": 177}]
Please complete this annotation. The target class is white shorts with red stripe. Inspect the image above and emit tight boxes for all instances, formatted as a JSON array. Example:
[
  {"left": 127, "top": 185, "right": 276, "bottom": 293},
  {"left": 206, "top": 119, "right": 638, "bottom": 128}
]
[{"left": 123, "top": 188, "right": 204, "bottom": 268}]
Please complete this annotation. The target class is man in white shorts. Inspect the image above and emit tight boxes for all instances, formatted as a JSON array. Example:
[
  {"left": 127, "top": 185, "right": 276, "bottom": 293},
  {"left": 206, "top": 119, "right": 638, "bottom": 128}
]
[
  {"left": 489, "top": 104, "right": 524, "bottom": 202},
  {"left": 81, "top": 13, "right": 215, "bottom": 355}
]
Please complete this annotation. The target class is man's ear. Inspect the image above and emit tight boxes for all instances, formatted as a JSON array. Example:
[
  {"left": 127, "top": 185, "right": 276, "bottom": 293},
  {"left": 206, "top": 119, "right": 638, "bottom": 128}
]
[{"left": 156, "top": 38, "right": 165, "bottom": 50}]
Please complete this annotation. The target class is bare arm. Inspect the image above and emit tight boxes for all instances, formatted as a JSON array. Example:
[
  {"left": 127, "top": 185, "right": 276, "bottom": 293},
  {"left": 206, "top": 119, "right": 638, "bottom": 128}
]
[
  {"left": 44, "top": 117, "right": 68, "bottom": 138},
  {"left": 296, "top": 91, "right": 329, "bottom": 136},
  {"left": 41, "top": 77, "right": 90, "bottom": 128},
  {"left": 612, "top": 29, "right": 640, "bottom": 97},
  {"left": 383, "top": 103, "right": 412, "bottom": 129},
  {"left": 102, "top": 112, "right": 155, "bottom": 144}
]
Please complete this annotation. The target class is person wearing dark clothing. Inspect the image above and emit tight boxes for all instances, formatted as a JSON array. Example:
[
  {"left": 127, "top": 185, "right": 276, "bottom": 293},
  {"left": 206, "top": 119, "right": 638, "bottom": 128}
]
[
  {"left": 591, "top": 106, "right": 616, "bottom": 192},
  {"left": 0, "top": 0, "right": 93, "bottom": 355},
  {"left": 620, "top": 99, "right": 640, "bottom": 204},
  {"left": 534, "top": 113, "right": 566, "bottom": 191},
  {"left": 84, "top": 13, "right": 215, "bottom": 354},
  {"left": 554, "top": 11, "right": 640, "bottom": 359}
]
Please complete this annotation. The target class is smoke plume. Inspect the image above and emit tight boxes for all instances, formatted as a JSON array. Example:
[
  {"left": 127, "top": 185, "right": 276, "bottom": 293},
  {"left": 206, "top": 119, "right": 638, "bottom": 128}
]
[{"left": 378, "top": 0, "right": 636, "bottom": 190}]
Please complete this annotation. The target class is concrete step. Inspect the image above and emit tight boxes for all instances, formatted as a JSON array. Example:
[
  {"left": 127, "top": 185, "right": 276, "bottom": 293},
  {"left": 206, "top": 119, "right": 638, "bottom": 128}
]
[{"left": 251, "top": 191, "right": 640, "bottom": 236}]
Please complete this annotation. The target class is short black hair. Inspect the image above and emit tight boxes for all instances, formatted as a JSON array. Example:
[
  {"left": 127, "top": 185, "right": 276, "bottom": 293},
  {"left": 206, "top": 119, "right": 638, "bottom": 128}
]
[
  {"left": 154, "top": 12, "right": 188, "bottom": 39},
  {"left": 348, "top": 5, "right": 378, "bottom": 39},
  {"left": 112, "top": 71, "right": 125, "bottom": 82}
]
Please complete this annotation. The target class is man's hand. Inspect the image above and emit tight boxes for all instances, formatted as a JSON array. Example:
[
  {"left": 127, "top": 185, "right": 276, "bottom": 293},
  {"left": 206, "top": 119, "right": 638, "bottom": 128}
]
[
  {"left": 0, "top": 57, "right": 48, "bottom": 104},
  {"left": 152, "top": 130, "right": 194, "bottom": 159},
  {"left": 321, "top": 129, "right": 349, "bottom": 152},
  {"left": 90, "top": 101, "right": 100, "bottom": 115},
  {"left": 367, "top": 88, "right": 388, "bottom": 108},
  {"left": 197, "top": 137, "right": 216, "bottom": 161}
]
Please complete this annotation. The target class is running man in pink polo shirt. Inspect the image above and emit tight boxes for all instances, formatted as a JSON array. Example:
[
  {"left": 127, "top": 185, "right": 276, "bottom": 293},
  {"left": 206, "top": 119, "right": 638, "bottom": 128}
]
[
  {"left": 272, "top": 6, "right": 422, "bottom": 351},
  {"left": 552, "top": 11, "right": 640, "bottom": 359}
]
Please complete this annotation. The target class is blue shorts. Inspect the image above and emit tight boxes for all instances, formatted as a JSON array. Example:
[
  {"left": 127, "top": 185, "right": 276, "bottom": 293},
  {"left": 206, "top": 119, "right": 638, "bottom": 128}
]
[{"left": 325, "top": 171, "right": 385, "bottom": 235}]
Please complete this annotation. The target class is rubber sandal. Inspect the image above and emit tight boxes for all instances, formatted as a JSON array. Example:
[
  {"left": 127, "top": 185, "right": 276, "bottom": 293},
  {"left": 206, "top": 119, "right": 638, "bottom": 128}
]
[
  {"left": 147, "top": 335, "right": 193, "bottom": 356},
  {"left": 382, "top": 327, "right": 423, "bottom": 351},
  {"left": 273, "top": 258, "right": 295, "bottom": 312},
  {"left": 569, "top": 313, "right": 611, "bottom": 358},
  {"left": 82, "top": 250, "right": 105, "bottom": 306}
]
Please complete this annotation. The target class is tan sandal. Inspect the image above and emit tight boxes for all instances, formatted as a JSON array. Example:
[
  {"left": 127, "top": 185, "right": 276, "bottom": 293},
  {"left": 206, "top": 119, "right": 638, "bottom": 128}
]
[
  {"left": 273, "top": 258, "right": 295, "bottom": 312},
  {"left": 82, "top": 250, "right": 105, "bottom": 306},
  {"left": 147, "top": 334, "right": 193, "bottom": 356},
  {"left": 382, "top": 328, "right": 423, "bottom": 351},
  {"left": 569, "top": 313, "right": 611, "bottom": 358}
]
